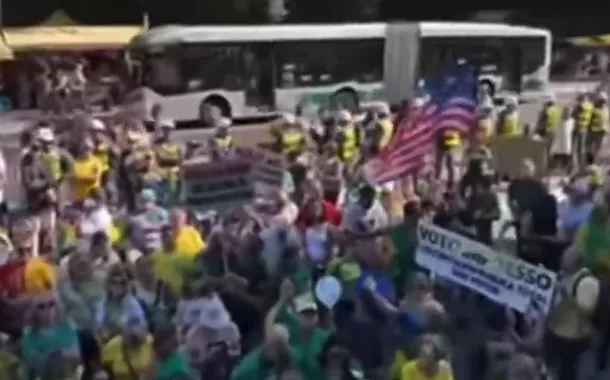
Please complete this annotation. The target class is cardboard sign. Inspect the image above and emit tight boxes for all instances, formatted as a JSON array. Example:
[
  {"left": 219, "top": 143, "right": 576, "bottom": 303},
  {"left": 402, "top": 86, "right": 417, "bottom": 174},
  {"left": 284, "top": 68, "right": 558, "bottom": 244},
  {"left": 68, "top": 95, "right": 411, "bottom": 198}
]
[
  {"left": 489, "top": 137, "right": 546, "bottom": 178},
  {"left": 236, "top": 147, "right": 285, "bottom": 190},
  {"left": 181, "top": 157, "right": 255, "bottom": 211},
  {"left": 416, "top": 221, "right": 557, "bottom": 315}
]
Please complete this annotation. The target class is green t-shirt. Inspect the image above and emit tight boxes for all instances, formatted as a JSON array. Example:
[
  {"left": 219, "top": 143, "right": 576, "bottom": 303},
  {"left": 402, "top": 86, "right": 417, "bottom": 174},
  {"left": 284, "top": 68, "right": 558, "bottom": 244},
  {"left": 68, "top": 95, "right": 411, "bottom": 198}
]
[
  {"left": 155, "top": 351, "right": 192, "bottom": 380},
  {"left": 390, "top": 219, "right": 419, "bottom": 291}
]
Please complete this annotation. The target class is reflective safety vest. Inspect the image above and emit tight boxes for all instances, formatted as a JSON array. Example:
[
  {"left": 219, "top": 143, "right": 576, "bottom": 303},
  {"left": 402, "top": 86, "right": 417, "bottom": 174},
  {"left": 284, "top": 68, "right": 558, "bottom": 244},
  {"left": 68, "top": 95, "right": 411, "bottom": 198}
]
[
  {"left": 43, "top": 149, "right": 62, "bottom": 182},
  {"left": 575, "top": 101, "right": 593, "bottom": 132},
  {"left": 215, "top": 135, "right": 233, "bottom": 149},
  {"left": 589, "top": 106, "right": 609, "bottom": 132},
  {"left": 281, "top": 131, "right": 304, "bottom": 154},
  {"left": 540, "top": 104, "right": 561, "bottom": 133},
  {"left": 378, "top": 118, "right": 394, "bottom": 149},
  {"left": 477, "top": 117, "right": 493, "bottom": 141},
  {"left": 94, "top": 144, "right": 110, "bottom": 172},
  {"left": 443, "top": 129, "right": 462, "bottom": 147},
  {"left": 340, "top": 125, "right": 358, "bottom": 162},
  {"left": 155, "top": 143, "right": 181, "bottom": 167},
  {"left": 499, "top": 110, "right": 521, "bottom": 138}
]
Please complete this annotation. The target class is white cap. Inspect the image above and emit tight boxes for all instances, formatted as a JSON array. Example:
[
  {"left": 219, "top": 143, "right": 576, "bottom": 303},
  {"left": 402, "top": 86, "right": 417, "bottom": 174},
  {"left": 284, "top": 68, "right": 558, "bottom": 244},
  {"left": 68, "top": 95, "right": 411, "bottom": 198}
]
[
  {"left": 412, "top": 97, "right": 426, "bottom": 108},
  {"left": 37, "top": 127, "right": 55, "bottom": 142},
  {"left": 506, "top": 96, "right": 518, "bottom": 106},
  {"left": 545, "top": 93, "right": 556, "bottom": 102},
  {"left": 479, "top": 97, "right": 493, "bottom": 110},
  {"left": 337, "top": 109, "right": 352, "bottom": 122},
  {"left": 159, "top": 119, "right": 175, "bottom": 129},
  {"left": 90, "top": 118, "right": 105, "bottom": 131},
  {"left": 376, "top": 103, "right": 391, "bottom": 115},
  {"left": 598, "top": 92, "right": 608, "bottom": 101},
  {"left": 217, "top": 117, "right": 232, "bottom": 128},
  {"left": 281, "top": 113, "right": 296, "bottom": 124}
]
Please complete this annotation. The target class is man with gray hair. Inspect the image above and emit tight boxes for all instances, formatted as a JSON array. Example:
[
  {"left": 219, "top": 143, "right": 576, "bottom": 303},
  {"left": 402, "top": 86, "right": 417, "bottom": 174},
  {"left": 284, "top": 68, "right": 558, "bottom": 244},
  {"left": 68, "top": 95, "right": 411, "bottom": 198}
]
[{"left": 231, "top": 324, "right": 301, "bottom": 380}]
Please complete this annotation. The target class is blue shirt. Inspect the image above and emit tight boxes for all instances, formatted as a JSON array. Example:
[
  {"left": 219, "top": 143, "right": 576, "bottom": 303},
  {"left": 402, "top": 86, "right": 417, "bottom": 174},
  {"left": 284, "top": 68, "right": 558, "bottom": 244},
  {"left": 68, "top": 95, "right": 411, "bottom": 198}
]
[
  {"left": 356, "top": 268, "right": 396, "bottom": 303},
  {"left": 559, "top": 200, "right": 593, "bottom": 237}
]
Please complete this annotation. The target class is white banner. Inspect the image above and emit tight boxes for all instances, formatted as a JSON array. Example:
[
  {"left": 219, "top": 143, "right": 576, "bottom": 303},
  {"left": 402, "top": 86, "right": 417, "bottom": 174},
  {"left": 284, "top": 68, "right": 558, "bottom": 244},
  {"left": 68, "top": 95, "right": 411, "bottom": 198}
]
[{"left": 415, "top": 221, "right": 557, "bottom": 315}]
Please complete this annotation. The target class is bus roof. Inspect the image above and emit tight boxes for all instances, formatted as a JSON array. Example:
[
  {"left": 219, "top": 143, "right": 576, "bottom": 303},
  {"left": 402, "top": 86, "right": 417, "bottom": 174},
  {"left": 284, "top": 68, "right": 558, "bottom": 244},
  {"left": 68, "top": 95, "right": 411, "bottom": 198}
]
[
  {"left": 131, "top": 22, "right": 551, "bottom": 48},
  {"left": 419, "top": 22, "right": 551, "bottom": 38},
  {"left": 130, "top": 23, "right": 386, "bottom": 47}
]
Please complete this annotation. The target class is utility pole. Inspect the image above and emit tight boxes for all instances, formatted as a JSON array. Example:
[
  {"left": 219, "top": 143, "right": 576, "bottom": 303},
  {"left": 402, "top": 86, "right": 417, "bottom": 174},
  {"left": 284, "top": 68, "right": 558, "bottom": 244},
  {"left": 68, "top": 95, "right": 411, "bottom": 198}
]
[{"left": 141, "top": 0, "right": 150, "bottom": 30}]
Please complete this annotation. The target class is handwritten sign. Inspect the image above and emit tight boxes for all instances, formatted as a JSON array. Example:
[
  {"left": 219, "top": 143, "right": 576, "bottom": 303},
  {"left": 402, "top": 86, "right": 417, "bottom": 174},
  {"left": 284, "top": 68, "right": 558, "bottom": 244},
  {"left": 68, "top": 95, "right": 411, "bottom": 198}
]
[{"left": 181, "top": 157, "right": 255, "bottom": 211}]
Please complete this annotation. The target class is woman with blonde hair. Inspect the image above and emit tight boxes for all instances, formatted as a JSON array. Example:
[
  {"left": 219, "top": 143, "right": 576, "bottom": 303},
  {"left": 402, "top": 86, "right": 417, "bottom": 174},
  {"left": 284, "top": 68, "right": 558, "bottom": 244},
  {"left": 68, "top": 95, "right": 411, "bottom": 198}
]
[
  {"left": 96, "top": 263, "right": 146, "bottom": 341},
  {"left": 21, "top": 292, "right": 81, "bottom": 379}
]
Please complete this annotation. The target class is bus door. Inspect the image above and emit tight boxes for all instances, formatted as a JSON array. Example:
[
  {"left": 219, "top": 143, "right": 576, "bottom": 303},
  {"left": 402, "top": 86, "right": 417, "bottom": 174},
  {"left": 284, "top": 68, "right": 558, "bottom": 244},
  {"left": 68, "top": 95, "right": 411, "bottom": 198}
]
[{"left": 244, "top": 44, "right": 275, "bottom": 112}]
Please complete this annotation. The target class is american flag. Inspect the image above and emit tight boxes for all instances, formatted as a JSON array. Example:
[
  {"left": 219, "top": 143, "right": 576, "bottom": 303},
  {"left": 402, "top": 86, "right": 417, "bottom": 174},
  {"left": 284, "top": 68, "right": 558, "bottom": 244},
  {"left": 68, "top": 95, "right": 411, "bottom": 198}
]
[{"left": 368, "top": 66, "right": 478, "bottom": 183}]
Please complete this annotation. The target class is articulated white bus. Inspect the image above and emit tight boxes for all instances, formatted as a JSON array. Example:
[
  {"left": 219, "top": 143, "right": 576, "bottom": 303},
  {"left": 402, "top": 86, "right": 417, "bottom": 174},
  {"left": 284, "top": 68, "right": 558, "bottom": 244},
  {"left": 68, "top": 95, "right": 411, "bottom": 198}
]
[{"left": 125, "top": 22, "right": 552, "bottom": 125}]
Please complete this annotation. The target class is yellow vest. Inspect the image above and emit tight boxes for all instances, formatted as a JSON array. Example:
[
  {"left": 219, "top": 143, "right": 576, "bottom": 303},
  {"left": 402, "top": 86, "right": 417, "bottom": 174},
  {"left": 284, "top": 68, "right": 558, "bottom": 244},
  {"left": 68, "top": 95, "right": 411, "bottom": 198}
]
[
  {"left": 500, "top": 110, "right": 521, "bottom": 138},
  {"left": 443, "top": 129, "right": 462, "bottom": 147},
  {"left": 541, "top": 104, "right": 561, "bottom": 133},
  {"left": 340, "top": 125, "right": 358, "bottom": 162},
  {"left": 94, "top": 144, "right": 110, "bottom": 172},
  {"left": 590, "top": 106, "right": 609, "bottom": 132},
  {"left": 215, "top": 135, "right": 233, "bottom": 149},
  {"left": 281, "top": 131, "right": 303, "bottom": 154},
  {"left": 43, "top": 149, "right": 62, "bottom": 182},
  {"left": 156, "top": 143, "right": 180, "bottom": 167},
  {"left": 576, "top": 101, "right": 593, "bottom": 131},
  {"left": 378, "top": 119, "right": 394, "bottom": 149}
]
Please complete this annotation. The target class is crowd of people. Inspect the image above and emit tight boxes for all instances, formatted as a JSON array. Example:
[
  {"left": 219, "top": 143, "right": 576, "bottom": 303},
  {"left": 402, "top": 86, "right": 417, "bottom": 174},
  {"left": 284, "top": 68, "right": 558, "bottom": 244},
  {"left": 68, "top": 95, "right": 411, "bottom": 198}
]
[
  {"left": 0, "top": 82, "right": 608, "bottom": 380},
  {"left": 0, "top": 53, "right": 130, "bottom": 114}
]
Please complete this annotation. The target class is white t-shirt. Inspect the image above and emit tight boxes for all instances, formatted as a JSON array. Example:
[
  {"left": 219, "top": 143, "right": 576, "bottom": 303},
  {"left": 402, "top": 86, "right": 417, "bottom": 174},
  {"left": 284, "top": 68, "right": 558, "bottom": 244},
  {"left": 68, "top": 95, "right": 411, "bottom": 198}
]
[
  {"left": 79, "top": 207, "right": 112, "bottom": 238},
  {"left": 270, "top": 201, "right": 299, "bottom": 227},
  {"left": 343, "top": 199, "right": 389, "bottom": 233}
]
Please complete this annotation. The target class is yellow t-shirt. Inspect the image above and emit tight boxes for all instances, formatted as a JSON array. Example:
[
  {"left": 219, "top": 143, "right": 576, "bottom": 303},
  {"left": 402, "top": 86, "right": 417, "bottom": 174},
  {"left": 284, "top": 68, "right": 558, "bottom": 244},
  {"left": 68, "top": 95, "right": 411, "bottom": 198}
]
[
  {"left": 174, "top": 226, "right": 206, "bottom": 257},
  {"left": 71, "top": 155, "right": 104, "bottom": 201},
  {"left": 102, "top": 335, "right": 153, "bottom": 380},
  {"left": 400, "top": 360, "right": 454, "bottom": 380},
  {"left": 24, "top": 257, "right": 56, "bottom": 295},
  {"left": 151, "top": 249, "right": 197, "bottom": 295}
]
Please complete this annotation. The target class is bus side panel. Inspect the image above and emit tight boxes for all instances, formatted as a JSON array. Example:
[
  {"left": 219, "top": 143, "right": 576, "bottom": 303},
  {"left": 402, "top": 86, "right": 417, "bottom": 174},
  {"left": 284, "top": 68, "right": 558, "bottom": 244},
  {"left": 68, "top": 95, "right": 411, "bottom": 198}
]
[{"left": 383, "top": 22, "right": 420, "bottom": 110}]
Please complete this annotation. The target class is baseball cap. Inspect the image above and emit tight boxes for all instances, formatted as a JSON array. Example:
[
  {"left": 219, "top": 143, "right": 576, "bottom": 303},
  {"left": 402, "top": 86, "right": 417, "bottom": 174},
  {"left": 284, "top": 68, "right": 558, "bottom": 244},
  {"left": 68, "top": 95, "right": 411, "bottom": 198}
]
[{"left": 294, "top": 293, "right": 318, "bottom": 313}]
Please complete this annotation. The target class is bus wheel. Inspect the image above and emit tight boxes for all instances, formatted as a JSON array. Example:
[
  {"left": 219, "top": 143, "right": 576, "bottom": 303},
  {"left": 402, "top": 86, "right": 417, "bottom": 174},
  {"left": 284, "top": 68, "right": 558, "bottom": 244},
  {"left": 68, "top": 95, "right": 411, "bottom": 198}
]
[
  {"left": 478, "top": 79, "right": 495, "bottom": 97},
  {"left": 200, "top": 96, "right": 231, "bottom": 126},
  {"left": 330, "top": 88, "right": 359, "bottom": 112}
]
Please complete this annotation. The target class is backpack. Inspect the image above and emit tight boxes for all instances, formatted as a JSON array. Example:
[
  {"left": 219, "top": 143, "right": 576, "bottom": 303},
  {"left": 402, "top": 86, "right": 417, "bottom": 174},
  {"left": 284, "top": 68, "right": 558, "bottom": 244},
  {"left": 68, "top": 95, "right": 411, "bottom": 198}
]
[{"left": 572, "top": 269, "right": 610, "bottom": 329}]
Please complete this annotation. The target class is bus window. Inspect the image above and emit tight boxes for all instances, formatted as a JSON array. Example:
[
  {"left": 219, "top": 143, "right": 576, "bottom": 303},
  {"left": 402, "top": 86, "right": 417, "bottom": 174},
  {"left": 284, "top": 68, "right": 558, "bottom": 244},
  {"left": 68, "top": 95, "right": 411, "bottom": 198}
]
[
  {"left": 421, "top": 37, "right": 504, "bottom": 75},
  {"left": 520, "top": 37, "right": 546, "bottom": 88},
  {"left": 179, "top": 44, "right": 245, "bottom": 92},
  {"left": 275, "top": 39, "right": 383, "bottom": 88},
  {"left": 142, "top": 53, "right": 183, "bottom": 95}
]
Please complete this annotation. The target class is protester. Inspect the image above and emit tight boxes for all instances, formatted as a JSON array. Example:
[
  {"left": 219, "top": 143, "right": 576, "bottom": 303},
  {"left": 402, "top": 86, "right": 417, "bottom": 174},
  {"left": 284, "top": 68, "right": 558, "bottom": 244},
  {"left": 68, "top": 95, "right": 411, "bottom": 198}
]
[{"left": 2, "top": 81, "right": 610, "bottom": 380}]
